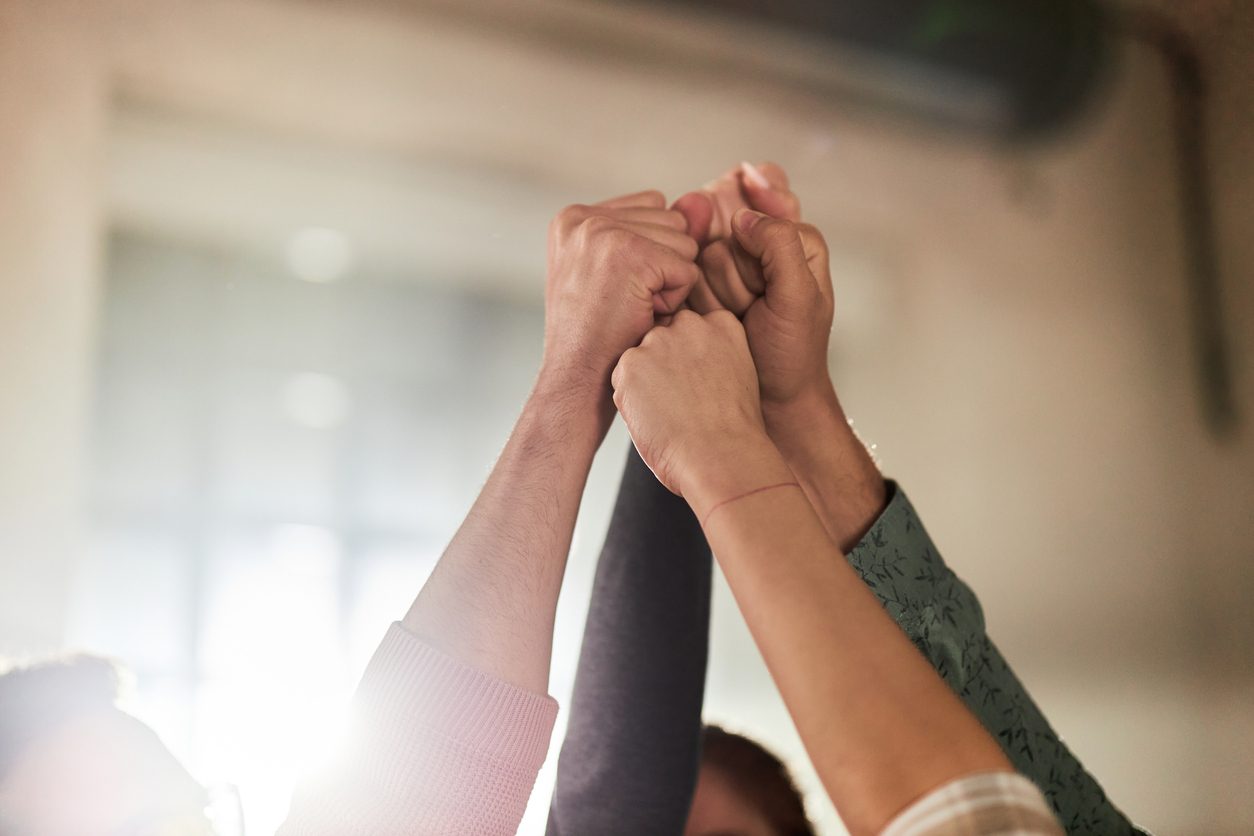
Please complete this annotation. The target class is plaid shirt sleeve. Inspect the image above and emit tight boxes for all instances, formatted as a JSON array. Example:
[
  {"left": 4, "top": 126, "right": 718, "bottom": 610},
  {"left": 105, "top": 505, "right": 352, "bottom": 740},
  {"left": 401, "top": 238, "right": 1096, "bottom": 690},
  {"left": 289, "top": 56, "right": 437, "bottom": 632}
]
[{"left": 881, "top": 772, "right": 1064, "bottom": 836}]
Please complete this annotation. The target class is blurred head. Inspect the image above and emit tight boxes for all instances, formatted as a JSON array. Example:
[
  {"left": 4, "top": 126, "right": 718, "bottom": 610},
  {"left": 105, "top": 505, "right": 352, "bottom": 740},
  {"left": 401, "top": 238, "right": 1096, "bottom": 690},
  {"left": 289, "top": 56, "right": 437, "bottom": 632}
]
[
  {"left": 684, "top": 724, "right": 815, "bottom": 836},
  {"left": 0, "top": 655, "right": 211, "bottom": 836}
]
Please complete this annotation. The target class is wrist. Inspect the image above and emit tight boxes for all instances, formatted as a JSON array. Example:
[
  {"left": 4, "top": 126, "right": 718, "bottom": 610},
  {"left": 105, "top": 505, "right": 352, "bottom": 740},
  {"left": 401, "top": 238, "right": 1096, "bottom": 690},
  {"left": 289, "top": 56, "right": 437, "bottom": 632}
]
[
  {"left": 761, "top": 381, "right": 843, "bottom": 442},
  {"left": 761, "top": 381, "right": 888, "bottom": 552},
  {"left": 529, "top": 362, "right": 613, "bottom": 444},
  {"left": 535, "top": 357, "right": 614, "bottom": 426},
  {"left": 681, "top": 433, "right": 795, "bottom": 525}
]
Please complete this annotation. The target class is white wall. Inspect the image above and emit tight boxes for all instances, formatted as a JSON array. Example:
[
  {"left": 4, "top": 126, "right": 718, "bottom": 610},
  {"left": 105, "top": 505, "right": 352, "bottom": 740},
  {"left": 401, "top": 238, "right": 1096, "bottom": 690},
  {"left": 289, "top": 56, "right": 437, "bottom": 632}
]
[{"left": 0, "top": 0, "right": 106, "bottom": 654}]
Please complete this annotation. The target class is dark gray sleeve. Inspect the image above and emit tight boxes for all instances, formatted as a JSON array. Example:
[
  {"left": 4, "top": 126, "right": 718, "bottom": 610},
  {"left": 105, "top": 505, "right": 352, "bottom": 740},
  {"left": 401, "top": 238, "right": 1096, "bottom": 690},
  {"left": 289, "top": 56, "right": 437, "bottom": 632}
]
[
  {"left": 545, "top": 446, "right": 712, "bottom": 836},
  {"left": 850, "top": 483, "right": 1144, "bottom": 835}
]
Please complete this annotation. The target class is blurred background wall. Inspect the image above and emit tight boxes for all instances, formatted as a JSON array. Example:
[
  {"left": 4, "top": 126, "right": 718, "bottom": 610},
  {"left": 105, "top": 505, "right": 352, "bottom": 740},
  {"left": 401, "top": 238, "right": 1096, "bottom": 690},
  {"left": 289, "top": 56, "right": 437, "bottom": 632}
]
[{"left": 1, "top": 0, "right": 1251, "bottom": 833}]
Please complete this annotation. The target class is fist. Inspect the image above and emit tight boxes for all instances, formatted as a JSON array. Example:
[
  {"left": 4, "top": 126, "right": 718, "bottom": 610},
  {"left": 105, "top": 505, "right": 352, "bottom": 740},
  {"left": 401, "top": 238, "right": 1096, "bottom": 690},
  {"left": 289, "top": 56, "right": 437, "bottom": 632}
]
[
  {"left": 691, "top": 211, "right": 835, "bottom": 411},
  {"left": 543, "top": 191, "right": 700, "bottom": 411},
  {"left": 611, "top": 310, "right": 768, "bottom": 498},
  {"left": 676, "top": 161, "right": 802, "bottom": 245}
]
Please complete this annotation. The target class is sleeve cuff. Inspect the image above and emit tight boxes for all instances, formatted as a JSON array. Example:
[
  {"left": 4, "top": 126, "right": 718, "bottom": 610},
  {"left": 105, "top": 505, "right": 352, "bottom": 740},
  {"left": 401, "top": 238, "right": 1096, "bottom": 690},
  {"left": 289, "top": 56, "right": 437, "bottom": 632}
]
[
  {"left": 845, "top": 481, "right": 987, "bottom": 682},
  {"left": 354, "top": 622, "right": 559, "bottom": 773},
  {"left": 880, "top": 772, "right": 1064, "bottom": 836}
]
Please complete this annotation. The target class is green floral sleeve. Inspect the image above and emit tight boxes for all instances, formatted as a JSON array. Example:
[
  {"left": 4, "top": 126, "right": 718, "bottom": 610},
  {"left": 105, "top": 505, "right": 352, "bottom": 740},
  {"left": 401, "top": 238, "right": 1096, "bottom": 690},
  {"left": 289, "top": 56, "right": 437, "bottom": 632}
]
[{"left": 848, "top": 484, "right": 1144, "bottom": 835}]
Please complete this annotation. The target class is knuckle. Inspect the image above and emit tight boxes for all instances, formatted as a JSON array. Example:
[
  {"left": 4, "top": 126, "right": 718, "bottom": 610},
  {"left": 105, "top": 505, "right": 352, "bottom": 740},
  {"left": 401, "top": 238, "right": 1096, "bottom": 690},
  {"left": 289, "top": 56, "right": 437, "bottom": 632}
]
[
  {"left": 639, "top": 189, "right": 666, "bottom": 207},
  {"left": 557, "top": 203, "right": 589, "bottom": 227},
  {"left": 580, "top": 214, "right": 615, "bottom": 235},
  {"left": 677, "top": 259, "right": 701, "bottom": 287},
  {"left": 672, "top": 308, "right": 700, "bottom": 328},
  {"left": 698, "top": 240, "right": 733, "bottom": 270},
  {"left": 762, "top": 218, "right": 800, "bottom": 246},
  {"left": 612, "top": 351, "right": 632, "bottom": 384},
  {"left": 797, "top": 223, "right": 828, "bottom": 256},
  {"left": 661, "top": 208, "right": 687, "bottom": 227}
]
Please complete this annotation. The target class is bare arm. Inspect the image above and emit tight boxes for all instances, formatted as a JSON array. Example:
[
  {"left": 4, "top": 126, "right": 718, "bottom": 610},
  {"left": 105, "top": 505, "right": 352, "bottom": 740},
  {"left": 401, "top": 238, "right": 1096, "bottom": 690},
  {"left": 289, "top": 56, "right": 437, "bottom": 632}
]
[
  {"left": 402, "top": 369, "right": 603, "bottom": 694},
  {"left": 280, "top": 191, "right": 699, "bottom": 835},
  {"left": 689, "top": 440, "right": 1012, "bottom": 836},
  {"left": 404, "top": 190, "right": 700, "bottom": 693},
  {"left": 702, "top": 176, "right": 1138, "bottom": 833}
]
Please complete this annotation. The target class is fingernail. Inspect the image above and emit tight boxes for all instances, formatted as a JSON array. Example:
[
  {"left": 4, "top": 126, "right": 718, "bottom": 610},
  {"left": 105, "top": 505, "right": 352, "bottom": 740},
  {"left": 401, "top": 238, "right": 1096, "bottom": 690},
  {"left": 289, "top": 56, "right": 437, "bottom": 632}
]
[
  {"left": 734, "top": 209, "right": 764, "bottom": 234},
  {"left": 741, "top": 161, "right": 771, "bottom": 190}
]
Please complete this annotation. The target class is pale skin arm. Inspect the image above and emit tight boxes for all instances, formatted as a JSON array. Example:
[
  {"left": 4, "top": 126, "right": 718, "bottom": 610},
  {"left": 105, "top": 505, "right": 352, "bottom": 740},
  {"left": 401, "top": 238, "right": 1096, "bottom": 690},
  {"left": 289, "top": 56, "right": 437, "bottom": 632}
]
[
  {"left": 402, "top": 370, "right": 603, "bottom": 693},
  {"left": 404, "top": 190, "right": 700, "bottom": 694},
  {"left": 688, "top": 442, "right": 1012, "bottom": 836}
]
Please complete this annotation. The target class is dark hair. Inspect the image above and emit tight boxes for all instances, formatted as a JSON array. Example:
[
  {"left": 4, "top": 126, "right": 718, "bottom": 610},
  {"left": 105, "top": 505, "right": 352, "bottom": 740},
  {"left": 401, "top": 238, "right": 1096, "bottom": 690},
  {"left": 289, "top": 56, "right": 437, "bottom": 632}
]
[
  {"left": 0, "top": 654, "right": 124, "bottom": 782},
  {"left": 700, "top": 724, "right": 816, "bottom": 836}
]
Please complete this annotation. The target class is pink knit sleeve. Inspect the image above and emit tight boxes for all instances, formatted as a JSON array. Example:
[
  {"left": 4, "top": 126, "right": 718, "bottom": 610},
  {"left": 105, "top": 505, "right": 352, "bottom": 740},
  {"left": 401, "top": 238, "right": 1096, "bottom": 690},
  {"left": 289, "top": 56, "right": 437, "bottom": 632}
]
[{"left": 278, "top": 622, "right": 559, "bottom": 836}]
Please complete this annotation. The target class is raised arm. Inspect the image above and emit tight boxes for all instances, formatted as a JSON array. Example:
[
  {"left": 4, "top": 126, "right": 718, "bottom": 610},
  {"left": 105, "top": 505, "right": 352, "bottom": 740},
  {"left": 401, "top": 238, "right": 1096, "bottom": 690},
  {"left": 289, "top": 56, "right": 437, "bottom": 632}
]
[
  {"left": 695, "top": 192, "right": 1140, "bottom": 834},
  {"left": 279, "top": 191, "right": 700, "bottom": 836},
  {"left": 546, "top": 446, "right": 711, "bottom": 836},
  {"left": 546, "top": 166, "right": 803, "bottom": 836},
  {"left": 611, "top": 308, "right": 1051, "bottom": 836}
]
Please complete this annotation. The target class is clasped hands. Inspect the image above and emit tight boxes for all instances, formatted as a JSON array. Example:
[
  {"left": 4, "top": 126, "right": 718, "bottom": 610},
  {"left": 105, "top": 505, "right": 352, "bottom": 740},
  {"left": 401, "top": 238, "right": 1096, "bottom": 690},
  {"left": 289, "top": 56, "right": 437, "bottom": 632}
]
[{"left": 541, "top": 162, "right": 838, "bottom": 523}]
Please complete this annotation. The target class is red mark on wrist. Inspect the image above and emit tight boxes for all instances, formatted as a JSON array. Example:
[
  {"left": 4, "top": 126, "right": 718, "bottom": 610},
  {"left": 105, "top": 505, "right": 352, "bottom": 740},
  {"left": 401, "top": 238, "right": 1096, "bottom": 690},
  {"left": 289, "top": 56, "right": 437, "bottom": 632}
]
[{"left": 700, "top": 481, "right": 801, "bottom": 528}]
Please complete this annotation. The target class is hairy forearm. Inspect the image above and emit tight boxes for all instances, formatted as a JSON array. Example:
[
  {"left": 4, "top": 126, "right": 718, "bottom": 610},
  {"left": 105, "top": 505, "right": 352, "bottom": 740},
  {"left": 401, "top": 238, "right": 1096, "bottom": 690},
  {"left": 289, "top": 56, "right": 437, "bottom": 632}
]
[
  {"left": 693, "top": 444, "right": 1011, "bottom": 836},
  {"left": 403, "top": 370, "right": 605, "bottom": 695},
  {"left": 763, "top": 382, "right": 887, "bottom": 554}
]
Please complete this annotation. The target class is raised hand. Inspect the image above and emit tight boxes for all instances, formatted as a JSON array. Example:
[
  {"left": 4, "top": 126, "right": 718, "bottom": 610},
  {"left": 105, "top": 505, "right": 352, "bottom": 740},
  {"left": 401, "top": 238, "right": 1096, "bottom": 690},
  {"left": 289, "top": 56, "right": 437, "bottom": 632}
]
[
  {"left": 544, "top": 190, "right": 701, "bottom": 430},
  {"left": 676, "top": 161, "right": 802, "bottom": 245},
  {"left": 610, "top": 310, "right": 787, "bottom": 519},
  {"left": 694, "top": 209, "right": 835, "bottom": 415},
  {"left": 683, "top": 171, "right": 886, "bottom": 552}
]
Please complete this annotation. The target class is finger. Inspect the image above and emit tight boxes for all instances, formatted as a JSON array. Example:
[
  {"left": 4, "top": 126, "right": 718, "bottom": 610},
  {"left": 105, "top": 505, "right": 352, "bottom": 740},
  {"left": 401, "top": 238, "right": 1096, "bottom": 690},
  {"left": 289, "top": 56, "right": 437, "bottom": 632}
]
[
  {"left": 595, "top": 189, "right": 666, "bottom": 209},
  {"left": 613, "top": 220, "right": 699, "bottom": 261},
  {"left": 654, "top": 288, "right": 688, "bottom": 315},
  {"left": 600, "top": 206, "right": 689, "bottom": 231},
  {"left": 701, "top": 176, "right": 744, "bottom": 241},
  {"left": 558, "top": 204, "right": 687, "bottom": 237},
  {"left": 731, "top": 210, "right": 816, "bottom": 308},
  {"left": 740, "top": 161, "right": 801, "bottom": 221},
  {"left": 671, "top": 191, "right": 714, "bottom": 245},
  {"left": 797, "top": 223, "right": 834, "bottom": 306},
  {"left": 750, "top": 161, "right": 791, "bottom": 191},
  {"left": 698, "top": 240, "right": 759, "bottom": 316},
  {"left": 649, "top": 255, "right": 701, "bottom": 315},
  {"left": 685, "top": 275, "right": 726, "bottom": 315}
]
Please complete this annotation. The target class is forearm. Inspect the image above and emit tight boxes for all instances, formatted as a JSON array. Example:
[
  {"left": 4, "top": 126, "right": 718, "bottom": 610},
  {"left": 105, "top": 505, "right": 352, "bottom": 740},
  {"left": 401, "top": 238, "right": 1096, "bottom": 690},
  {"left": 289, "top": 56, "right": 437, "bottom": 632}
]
[
  {"left": 403, "top": 369, "right": 605, "bottom": 694},
  {"left": 764, "top": 382, "right": 886, "bottom": 554},
  {"left": 690, "top": 445, "right": 1011, "bottom": 836},
  {"left": 547, "top": 446, "right": 711, "bottom": 835}
]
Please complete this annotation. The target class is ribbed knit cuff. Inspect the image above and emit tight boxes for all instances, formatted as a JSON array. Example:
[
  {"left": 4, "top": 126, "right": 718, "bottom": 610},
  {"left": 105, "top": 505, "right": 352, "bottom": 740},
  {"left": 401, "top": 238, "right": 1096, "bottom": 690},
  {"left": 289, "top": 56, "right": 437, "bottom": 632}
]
[
  {"left": 881, "top": 771, "right": 1063, "bottom": 836},
  {"left": 357, "top": 623, "right": 559, "bottom": 773}
]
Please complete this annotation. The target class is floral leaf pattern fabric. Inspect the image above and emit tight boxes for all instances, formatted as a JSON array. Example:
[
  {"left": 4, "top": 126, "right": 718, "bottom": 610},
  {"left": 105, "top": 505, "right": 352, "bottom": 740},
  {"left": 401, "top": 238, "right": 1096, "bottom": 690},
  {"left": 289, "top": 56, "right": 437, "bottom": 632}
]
[{"left": 848, "top": 485, "right": 1145, "bottom": 835}]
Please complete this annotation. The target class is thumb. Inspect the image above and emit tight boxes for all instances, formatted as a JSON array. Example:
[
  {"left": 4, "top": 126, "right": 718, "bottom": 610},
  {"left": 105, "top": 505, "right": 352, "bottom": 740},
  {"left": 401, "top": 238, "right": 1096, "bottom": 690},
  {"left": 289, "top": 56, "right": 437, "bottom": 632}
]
[
  {"left": 671, "top": 191, "right": 714, "bottom": 246},
  {"left": 731, "top": 210, "right": 812, "bottom": 304},
  {"left": 739, "top": 162, "right": 801, "bottom": 221}
]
